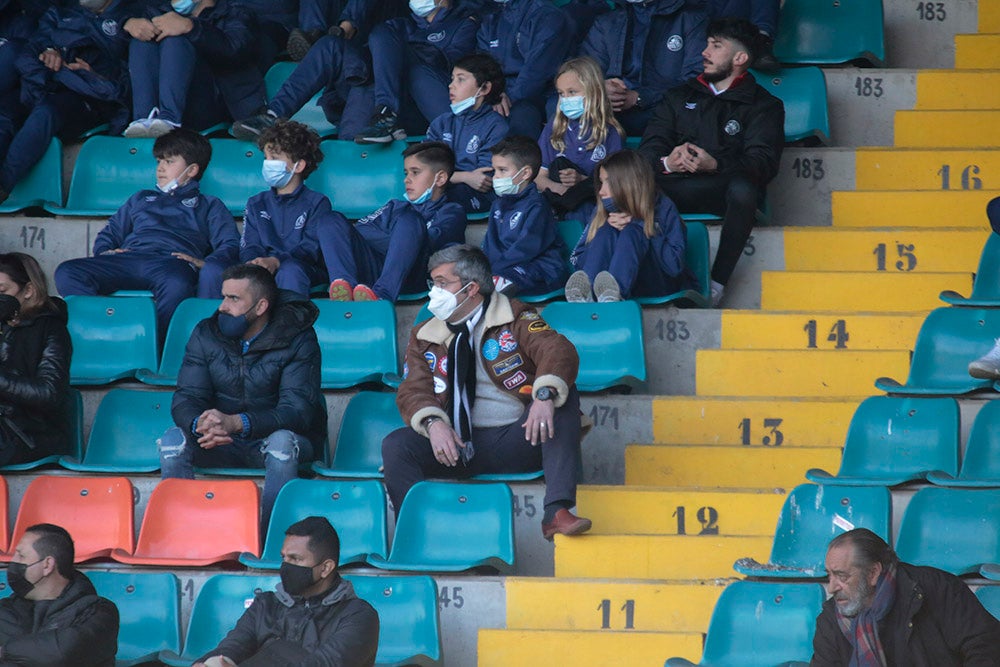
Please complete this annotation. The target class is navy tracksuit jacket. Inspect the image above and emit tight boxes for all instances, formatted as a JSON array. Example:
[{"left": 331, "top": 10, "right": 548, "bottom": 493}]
[{"left": 426, "top": 103, "right": 508, "bottom": 213}]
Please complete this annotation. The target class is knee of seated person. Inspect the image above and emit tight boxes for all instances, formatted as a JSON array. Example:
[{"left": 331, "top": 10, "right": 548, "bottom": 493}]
[
  {"left": 158, "top": 426, "right": 189, "bottom": 459},
  {"left": 725, "top": 175, "right": 758, "bottom": 208},
  {"left": 987, "top": 197, "right": 1000, "bottom": 232},
  {"left": 263, "top": 429, "right": 300, "bottom": 463}
]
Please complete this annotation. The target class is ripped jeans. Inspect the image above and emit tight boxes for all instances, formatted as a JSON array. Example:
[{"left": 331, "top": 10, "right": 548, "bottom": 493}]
[{"left": 158, "top": 427, "right": 313, "bottom": 528}]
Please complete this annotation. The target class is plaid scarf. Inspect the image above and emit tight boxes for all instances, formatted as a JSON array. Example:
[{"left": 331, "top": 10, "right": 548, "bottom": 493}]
[{"left": 837, "top": 561, "right": 897, "bottom": 667}]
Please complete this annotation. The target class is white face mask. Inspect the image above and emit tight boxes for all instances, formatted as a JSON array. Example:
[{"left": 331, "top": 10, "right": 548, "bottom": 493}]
[
  {"left": 492, "top": 166, "right": 526, "bottom": 197},
  {"left": 427, "top": 283, "right": 471, "bottom": 321},
  {"left": 157, "top": 164, "right": 194, "bottom": 195}
]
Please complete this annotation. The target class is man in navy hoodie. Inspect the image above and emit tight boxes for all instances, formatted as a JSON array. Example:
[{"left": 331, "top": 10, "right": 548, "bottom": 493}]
[
  {"left": 55, "top": 129, "right": 239, "bottom": 343},
  {"left": 582, "top": 0, "right": 707, "bottom": 136},
  {"left": 0, "top": 0, "right": 130, "bottom": 204}
]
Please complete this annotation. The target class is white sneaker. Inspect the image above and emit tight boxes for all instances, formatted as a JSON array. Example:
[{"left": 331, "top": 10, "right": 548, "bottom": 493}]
[
  {"left": 710, "top": 280, "right": 725, "bottom": 308},
  {"left": 147, "top": 118, "right": 180, "bottom": 137},
  {"left": 123, "top": 107, "right": 161, "bottom": 138},
  {"left": 593, "top": 271, "right": 621, "bottom": 302},
  {"left": 564, "top": 270, "right": 593, "bottom": 303},
  {"left": 970, "top": 338, "right": 1000, "bottom": 379}
]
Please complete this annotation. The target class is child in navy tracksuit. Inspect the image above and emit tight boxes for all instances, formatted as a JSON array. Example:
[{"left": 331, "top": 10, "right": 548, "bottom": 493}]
[
  {"left": 0, "top": 0, "right": 130, "bottom": 204},
  {"left": 55, "top": 129, "right": 239, "bottom": 344},
  {"left": 354, "top": 0, "right": 478, "bottom": 144},
  {"left": 566, "top": 149, "right": 692, "bottom": 302},
  {"left": 477, "top": 0, "right": 573, "bottom": 139},
  {"left": 535, "top": 56, "right": 624, "bottom": 216},
  {"left": 482, "top": 135, "right": 567, "bottom": 296},
  {"left": 201, "top": 120, "right": 335, "bottom": 299},
  {"left": 122, "top": 0, "right": 266, "bottom": 137},
  {"left": 426, "top": 52, "right": 508, "bottom": 214},
  {"left": 320, "top": 142, "right": 467, "bottom": 302},
  {"left": 582, "top": 0, "right": 707, "bottom": 136}
]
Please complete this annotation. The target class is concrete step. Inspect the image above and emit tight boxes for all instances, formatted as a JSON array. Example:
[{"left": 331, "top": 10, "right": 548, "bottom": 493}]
[
  {"left": 854, "top": 148, "right": 1000, "bottom": 191},
  {"left": 576, "top": 486, "right": 786, "bottom": 536},
  {"left": 895, "top": 110, "right": 1000, "bottom": 148},
  {"left": 955, "top": 33, "right": 1000, "bottom": 68},
  {"left": 760, "top": 271, "right": 972, "bottom": 311},
  {"left": 478, "top": 629, "right": 703, "bottom": 667},
  {"left": 721, "top": 311, "right": 924, "bottom": 351},
  {"left": 983, "top": 4, "right": 1000, "bottom": 32},
  {"left": 651, "top": 397, "right": 858, "bottom": 447},
  {"left": 783, "top": 228, "right": 986, "bottom": 272},
  {"left": 695, "top": 349, "right": 910, "bottom": 397},
  {"left": 914, "top": 70, "right": 1000, "bottom": 109},
  {"left": 624, "top": 444, "right": 843, "bottom": 489},
  {"left": 831, "top": 190, "right": 996, "bottom": 228}
]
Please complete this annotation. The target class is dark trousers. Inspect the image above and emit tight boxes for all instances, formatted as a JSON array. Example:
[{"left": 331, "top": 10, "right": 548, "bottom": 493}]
[
  {"left": 506, "top": 93, "right": 547, "bottom": 140},
  {"left": 577, "top": 222, "right": 682, "bottom": 298},
  {"left": 654, "top": 171, "right": 759, "bottom": 285},
  {"left": 368, "top": 23, "right": 450, "bottom": 123},
  {"left": 299, "top": 0, "right": 346, "bottom": 32},
  {"left": 446, "top": 182, "right": 495, "bottom": 214},
  {"left": 381, "top": 388, "right": 582, "bottom": 513},
  {"left": 269, "top": 34, "right": 367, "bottom": 121}
]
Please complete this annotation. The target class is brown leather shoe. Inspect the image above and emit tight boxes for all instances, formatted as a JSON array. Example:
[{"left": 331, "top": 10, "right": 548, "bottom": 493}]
[{"left": 542, "top": 509, "right": 592, "bottom": 541}]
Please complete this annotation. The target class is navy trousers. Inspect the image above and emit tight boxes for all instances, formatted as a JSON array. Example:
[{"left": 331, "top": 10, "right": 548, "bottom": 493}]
[
  {"left": 368, "top": 23, "right": 451, "bottom": 123},
  {"left": 199, "top": 257, "right": 327, "bottom": 299},
  {"left": 129, "top": 36, "right": 228, "bottom": 129},
  {"left": 577, "top": 222, "right": 682, "bottom": 298},
  {"left": 268, "top": 34, "right": 367, "bottom": 121}
]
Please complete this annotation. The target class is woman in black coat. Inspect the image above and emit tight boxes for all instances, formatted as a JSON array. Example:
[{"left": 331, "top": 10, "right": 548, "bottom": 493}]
[{"left": 0, "top": 252, "right": 72, "bottom": 466}]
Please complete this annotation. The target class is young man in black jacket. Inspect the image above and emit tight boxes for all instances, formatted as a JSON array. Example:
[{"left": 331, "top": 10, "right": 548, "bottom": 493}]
[
  {"left": 0, "top": 524, "right": 119, "bottom": 666},
  {"left": 194, "top": 517, "right": 379, "bottom": 667},
  {"left": 637, "top": 17, "right": 783, "bottom": 307}
]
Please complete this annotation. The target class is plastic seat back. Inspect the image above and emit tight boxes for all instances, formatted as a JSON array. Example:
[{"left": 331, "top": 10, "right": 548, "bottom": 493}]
[
  {"left": 241, "top": 479, "right": 388, "bottom": 568},
  {"left": 65, "top": 295, "right": 158, "bottom": 385},
  {"left": 941, "top": 233, "right": 1000, "bottom": 306},
  {"left": 113, "top": 479, "right": 260, "bottom": 566},
  {"left": 315, "top": 391, "right": 403, "bottom": 477},
  {"left": 369, "top": 481, "right": 514, "bottom": 572},
  {"left": 737, "top": 484, "right": 891, "bottom": 577},
  {"left": 61, "top": 388, "right": 173, "bottom": 473},
  {"left": 48, "top": 136, "right": 155, "bottom": 215},
  {"left": 751, "top": 67, "right": 830, "bottom": 143},
  {"left": 874, "top": 307, "right": 1000, "bottom": 395},
  {"left": 309, "top": 140, "right": 406, "bottom": 219},
  {"left": 200, "top": 139, "right": 264, "bottom": 215},
  {"left": 976, "top": 586, "right": 1000, "bottom": 621},
  {"left": 948, "top": 400, "right": 1000, "bottom": 483},
  {"left": 635, "top": 221, "right": 712, "bottom": 307},
  {"left": 347, "top": 575, "right": 441, "bottom": 665},
  {"left": 315, "top": 301, "right": 398, "bottom": 388},
  {"left": 4, "top": 476, "right": 134, "bottom": 562},
  {"left": 136, "top": 298, "right": 220, "bottom": 385},
  {"left": 88, "top": 571, "right": 182, "bottom": 665},
  {"left": 264, "top": 62, "right": 338, "bottom": 137},
  {"left": 773, "top": 0, "right": 885, "bottom": 66},
  {"left": 667, "top": 581, "right": 825, "bottom": 667},
  {"left": 160, "top": 574, "right": 279, "bottom": 666},
  {"left": 0, "top": 138, "right": 62, "bottom": 212},
  {"left": 896, "top": 487, "right": 1000, "bottom": 575},
  {"left": 540, "top": 301, "right": 646, "bottom": 391}
]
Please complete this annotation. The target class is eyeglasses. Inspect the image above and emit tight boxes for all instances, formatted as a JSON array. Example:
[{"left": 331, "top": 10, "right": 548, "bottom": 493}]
[{"left": 427, "top": 277, "right": 463, "bottom": 290}]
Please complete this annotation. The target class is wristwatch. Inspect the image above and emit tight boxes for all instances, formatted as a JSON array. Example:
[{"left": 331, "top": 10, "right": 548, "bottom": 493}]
[
  {"left": 422, "top": 415, "right": 443, "bottom": 430},
  {"left": 535, "top": 386, "right": 557, "bottom": 402}
]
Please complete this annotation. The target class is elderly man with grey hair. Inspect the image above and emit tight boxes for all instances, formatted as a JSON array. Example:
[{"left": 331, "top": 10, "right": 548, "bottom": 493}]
[{"left": 383, "top": 244, "right": 591, "bottom": 540}]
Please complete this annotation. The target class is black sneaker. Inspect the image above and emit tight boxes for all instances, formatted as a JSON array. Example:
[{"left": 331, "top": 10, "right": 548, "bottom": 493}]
[
  {"left": 287, "top": 28, "right": 323, "bottom": 62},
  {"left": 754, "top": 35, "right": 781, "bottom": 72},
  {"left": 354, "top": 106, "right": 406, "bottom": 144},
  {"left": 231, "top": 111, "right": 278, "bottom": 142}
]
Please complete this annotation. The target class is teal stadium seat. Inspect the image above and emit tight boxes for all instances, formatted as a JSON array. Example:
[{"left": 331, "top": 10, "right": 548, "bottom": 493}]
[
  {"left": 773, "top": 0, "right": 885, "bottom": 66},
  {"left": 751, "top": 66, "right": 830, "bottom": 144},
  {"left": 634, "top": 221, "right": 712, "bottom": 308},
  {"left": 347, "top": 575, "right": 442, "bottom": 666},
  {"left": 940, "top": 233, "right": 1000, "bottom": 306},
  {"left": 60, "top": 388, "right": 173, "bottom": 473},
  {"left": 665, "top": 581, "right": 825, "bottom": 667},
  {"left": 734, "top": 483, "right": 891, "bottom": 578},
  {"left": 239, "top": 479, "right": 388, "bottom": 568},
  {"left": 806, "top": 396, "right": 959, "bottom": 486},
  {"left": 200, "top": 139, "right": 264, "bottom": 215},
  {"left": 65, "top": 295, "right": 159, "bottom": 385},
  {"left": 87, "top": 571, "right": 182, "bottom": 667},
  {"left": 928, "top": 399, "right": 1000, "bottom": 487},
  {"left": 313, "top": 391, "right": 402, "bottom": 478},
  {"left": 315, "top": 300, "right": 398, "bottom": 389},
  {"left": 46, "top": 136, "right": 155, "bottom": 216},
  {"left": 976, "top": 586, "right": 1000, "bottom": 621},
  {"left": 0, "top": 387, "right": 82, "bottom": 472},
  {"left": 874, "top": 307, "right": 1000, "bottom": 395},
  {"left": 263, "top": 62, "right": 339, "bottom": 138},
  {"left": 136, "top": 298, "right": 220, "bottom": 386},
  {"left": 895, "top": 487, "right": 1000, "bottom": 577},
  {"left": 517, "top": 218, "right": 585, "bottom": 304},
  {"left": 158, "top": 573, "right": 279, "bottom": 667},
  {"left": 308, "top": 140, "right": 406, "bottom": 219},
  {"left": 0, "top": 138, "right": 62, "bottom": 212},
  {"left": 540, "top": 301, "right": 646, "bottom": 391},
  {"left": 367, "top": 481, "right": 515, "bottom": 572}
]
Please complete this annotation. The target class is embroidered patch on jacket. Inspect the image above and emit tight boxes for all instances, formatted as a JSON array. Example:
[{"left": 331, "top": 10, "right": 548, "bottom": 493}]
[
  {"left": 527, "top": 320, "right": 551, "bottom": 332},
  {"left": 503, "top": 370, "right": 527, "bottom": 389},
  {"left": 492, "top": 353, "right": 523, "bottom": 376},
  {"left": 498, "top": 329, "right": 518, "bottom": 352}
]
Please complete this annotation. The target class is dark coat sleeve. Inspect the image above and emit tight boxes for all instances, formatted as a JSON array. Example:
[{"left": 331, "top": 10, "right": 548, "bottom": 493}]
[
  {"left": 636, "top": 93, "right": 681, "bottom": 171},
  {"left": 299, "top": 600, "right": 379, "bottom": 667},
  {"left": 1, "top": 598, "right": 119, "bottom": 667},
  {"left": 714, "top": 90, "right": 784, "bottom": 185},
  {"left": 810, "top": 603, "right": 850, "bottom": 667},
  {"left": 0, "top": 317, "right": 71, "bottom": 411},
  {"left": 171, "top": 321, "right": 218, "bottom": 431},
  {"left": 185, "top": 2, "right": 257, "bottom": 67},
  {"left": 197, "top": 593, "right": 267, "bottom": 664},
  {"left": 245, "top": 329, "right": 323, "bottom": 439},
  {"left": 931, "top": 569, "right": 1000, "bottom": 665}
]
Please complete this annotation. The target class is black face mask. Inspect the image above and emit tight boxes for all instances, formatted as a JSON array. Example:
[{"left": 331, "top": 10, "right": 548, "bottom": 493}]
[
  {"left": 7, "top": 558, "right": 43, "bottom": 598},
  {"left": 0, "top": 294, "right": 20, "bottom": 323},
  {"left": 279, "top": 561, "right": 317, "bottom": 596}
]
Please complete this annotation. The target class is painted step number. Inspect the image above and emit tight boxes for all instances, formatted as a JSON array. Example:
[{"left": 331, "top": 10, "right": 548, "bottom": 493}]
[
  {"left": 739, "top": 418, "right": 784, "bottom": 446},
  {"left": 598, "top": 599, "right": 635, "bottom": 629},
  {"left": 804, "top": 319, "right": 850, "bottom": 349}
]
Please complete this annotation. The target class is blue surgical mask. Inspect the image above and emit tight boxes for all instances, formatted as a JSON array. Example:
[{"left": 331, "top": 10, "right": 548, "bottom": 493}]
[
  {"left": 559, "top": 96, "right": 586, "bottom": 120},
  {"left": 493, "top": 167, "right": 525, "bottom": 197},
  {"left": 450, "top": 89, "right": 482, "bottom": 115},
  {"left": 262, "top": 159, "right": 294, "bottom": 189},
  {"left": 409, "top": 0, "right": 437, "bottom": 16},
  {"left": 601, "top": 197, "right": 618, "bottom": 213},
  {"left": 172, "top": 0, "right": 195, "bottom": 15},
  {"left": 406, "top": 185, "right": 433, "bottom": 205},
  {"left": 217, "top": 302, "right": 260, "bottom": 339}
]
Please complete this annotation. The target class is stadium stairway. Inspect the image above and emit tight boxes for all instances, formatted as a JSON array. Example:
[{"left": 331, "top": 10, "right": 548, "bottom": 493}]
[{"left": 476, "top": 3, "right": 1000, "bottom": 665}]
